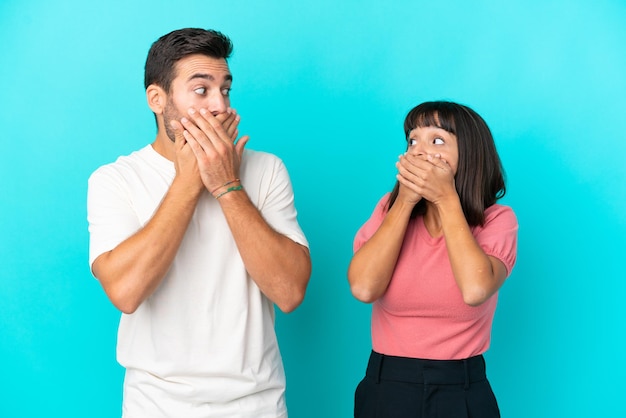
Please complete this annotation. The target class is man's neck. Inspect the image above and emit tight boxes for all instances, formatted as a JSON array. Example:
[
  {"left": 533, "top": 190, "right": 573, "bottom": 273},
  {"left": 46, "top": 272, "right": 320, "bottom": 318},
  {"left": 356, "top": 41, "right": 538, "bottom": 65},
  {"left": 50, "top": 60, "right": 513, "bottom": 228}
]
[{"left": 152, "top": 133, "right": 175, "bottom": 161}]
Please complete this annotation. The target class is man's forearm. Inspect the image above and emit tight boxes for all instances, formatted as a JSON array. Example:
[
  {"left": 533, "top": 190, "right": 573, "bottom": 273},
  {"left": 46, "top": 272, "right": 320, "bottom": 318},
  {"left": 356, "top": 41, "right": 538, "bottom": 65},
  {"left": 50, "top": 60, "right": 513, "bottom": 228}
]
[{"left": 217, "top": 189, "right": 311, "bottom": 313}]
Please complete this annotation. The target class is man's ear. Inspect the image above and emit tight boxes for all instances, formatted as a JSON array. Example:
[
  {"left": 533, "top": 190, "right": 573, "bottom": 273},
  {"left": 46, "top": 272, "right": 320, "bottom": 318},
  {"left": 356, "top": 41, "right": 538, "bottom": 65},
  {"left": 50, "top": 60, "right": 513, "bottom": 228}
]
[{"left": 146, "top": 84, "right": 166, "bottom": 114}]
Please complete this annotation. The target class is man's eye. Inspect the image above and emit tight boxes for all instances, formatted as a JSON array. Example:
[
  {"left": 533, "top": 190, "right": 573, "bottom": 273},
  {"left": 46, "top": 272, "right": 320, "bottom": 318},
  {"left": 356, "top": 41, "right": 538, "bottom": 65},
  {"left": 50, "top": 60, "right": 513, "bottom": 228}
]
[
  {"left": 221, "top": 88, "right": 231, "bottom": 96},
  {"left": 409, "top": 139, "right": 417, "bottom": 146},
  {"left": 194, "top": 87, "right": 206, "bottom": 95},
  {"left": 434, "top": 137, "right": 444, "bottom": 145}
]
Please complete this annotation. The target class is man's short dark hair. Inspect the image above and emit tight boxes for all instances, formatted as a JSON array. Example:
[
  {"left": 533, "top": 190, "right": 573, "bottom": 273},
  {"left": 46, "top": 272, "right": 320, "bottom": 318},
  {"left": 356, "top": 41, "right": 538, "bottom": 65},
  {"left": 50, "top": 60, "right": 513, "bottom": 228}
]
[{"left": 144, "top": 28, "right": 233, "bottom": 92}]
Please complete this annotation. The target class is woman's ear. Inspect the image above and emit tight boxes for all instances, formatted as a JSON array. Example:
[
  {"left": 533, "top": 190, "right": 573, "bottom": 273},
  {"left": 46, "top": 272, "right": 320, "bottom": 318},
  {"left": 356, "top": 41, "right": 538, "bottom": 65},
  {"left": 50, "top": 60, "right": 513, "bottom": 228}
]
[{"left": 146, "top": 84, "right": 166, "bottom": 114}]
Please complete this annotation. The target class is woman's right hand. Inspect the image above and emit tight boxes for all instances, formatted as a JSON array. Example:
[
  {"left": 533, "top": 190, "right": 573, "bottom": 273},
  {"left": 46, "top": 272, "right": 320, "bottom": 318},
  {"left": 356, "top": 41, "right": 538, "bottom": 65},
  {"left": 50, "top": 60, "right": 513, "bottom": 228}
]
[{"left": 395, "top": 152, "right": 424, "bottom": 206}]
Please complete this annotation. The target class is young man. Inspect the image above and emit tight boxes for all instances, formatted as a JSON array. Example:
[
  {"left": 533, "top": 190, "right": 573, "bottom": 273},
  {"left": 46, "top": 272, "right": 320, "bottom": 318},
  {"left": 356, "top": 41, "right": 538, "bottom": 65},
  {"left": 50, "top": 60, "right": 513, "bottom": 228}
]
[{"left": 87, "top": 28, "right": 311, "bottom": 418}]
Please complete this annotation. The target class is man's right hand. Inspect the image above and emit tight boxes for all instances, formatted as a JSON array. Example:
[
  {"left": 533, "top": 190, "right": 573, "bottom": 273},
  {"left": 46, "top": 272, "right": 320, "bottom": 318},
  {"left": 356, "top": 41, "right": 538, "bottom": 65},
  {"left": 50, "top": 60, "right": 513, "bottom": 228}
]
[{"left": 169, "top": 119, "right": 204, "bottom": 195}]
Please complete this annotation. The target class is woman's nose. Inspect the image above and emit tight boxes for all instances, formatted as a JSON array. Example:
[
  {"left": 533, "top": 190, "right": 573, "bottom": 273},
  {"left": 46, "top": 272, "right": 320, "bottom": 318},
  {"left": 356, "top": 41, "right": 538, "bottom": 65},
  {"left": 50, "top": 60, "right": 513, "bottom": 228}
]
[{"left": 410, "top": 139, "right": 426, "bottom": 156}]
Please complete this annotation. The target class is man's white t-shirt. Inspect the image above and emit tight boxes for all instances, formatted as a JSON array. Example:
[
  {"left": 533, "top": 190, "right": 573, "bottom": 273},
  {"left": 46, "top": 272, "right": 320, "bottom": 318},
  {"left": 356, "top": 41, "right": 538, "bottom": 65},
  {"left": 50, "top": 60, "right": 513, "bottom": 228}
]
[{"left": 88, "top": 145, "right": 308, "bottom": 418}]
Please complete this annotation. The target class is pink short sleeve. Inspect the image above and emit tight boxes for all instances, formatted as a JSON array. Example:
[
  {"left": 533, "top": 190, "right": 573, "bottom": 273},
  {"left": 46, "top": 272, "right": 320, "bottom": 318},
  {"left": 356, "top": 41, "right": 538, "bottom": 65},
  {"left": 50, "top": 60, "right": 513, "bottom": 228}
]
[
  {"left": 353, "top": 194, "right": 390, "bottom": 253},
  {"left": 473, "top": 204, "right": 519, "bottom": 276}
]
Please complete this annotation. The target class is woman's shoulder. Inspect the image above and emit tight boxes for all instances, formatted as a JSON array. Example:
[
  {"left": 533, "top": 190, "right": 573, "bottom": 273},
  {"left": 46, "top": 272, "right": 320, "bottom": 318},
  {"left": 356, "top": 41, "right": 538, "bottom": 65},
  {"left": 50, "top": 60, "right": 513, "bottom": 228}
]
[
  {"left": 483, "top": 203, "right": 518, "bottom": 229},
  {"left": 376, "top": 193, "right": 392, "bottom": 208},
  {"left": 485, "top": 203, "right": 515, "bottom": 216}
]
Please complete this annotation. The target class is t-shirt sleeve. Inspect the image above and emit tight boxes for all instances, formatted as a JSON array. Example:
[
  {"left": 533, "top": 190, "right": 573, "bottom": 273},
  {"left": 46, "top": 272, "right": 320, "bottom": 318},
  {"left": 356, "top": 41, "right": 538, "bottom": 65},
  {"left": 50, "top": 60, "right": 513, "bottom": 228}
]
[
  {"left": 87, "top": 166, "right": 141, "bottom": 269},
  {"left": 353, "top": 194, "right": 390, "bottom": 253},
  {"left": 473, "top": 204, "right": 519, "bottom": 277},
  {"left": 256, "top": 157, "right": 309, "bottom": 249}
]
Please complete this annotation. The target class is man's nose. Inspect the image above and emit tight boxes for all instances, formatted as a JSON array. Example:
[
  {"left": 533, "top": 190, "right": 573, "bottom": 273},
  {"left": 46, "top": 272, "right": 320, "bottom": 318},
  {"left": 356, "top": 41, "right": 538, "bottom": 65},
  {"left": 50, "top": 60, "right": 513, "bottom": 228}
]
[{"left": 206, "top": 93, "right": 228, "bottom": 116}]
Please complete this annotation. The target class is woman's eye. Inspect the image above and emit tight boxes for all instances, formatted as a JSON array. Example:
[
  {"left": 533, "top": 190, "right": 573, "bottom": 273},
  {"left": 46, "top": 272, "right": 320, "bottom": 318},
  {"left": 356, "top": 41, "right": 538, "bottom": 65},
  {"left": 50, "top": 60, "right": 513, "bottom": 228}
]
[
  {"left": 194, "top": 87, "right": 206, "bottom": 95},
  {"left": 434, "top": 137, "right": 444, "bottom": 145}
]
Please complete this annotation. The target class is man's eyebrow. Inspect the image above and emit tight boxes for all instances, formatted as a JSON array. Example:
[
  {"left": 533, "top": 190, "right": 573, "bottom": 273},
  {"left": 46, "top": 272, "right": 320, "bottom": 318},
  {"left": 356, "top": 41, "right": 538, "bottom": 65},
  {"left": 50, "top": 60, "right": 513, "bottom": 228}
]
[{"left": 187, "top": 73, "right": 233, "bottom": 83}]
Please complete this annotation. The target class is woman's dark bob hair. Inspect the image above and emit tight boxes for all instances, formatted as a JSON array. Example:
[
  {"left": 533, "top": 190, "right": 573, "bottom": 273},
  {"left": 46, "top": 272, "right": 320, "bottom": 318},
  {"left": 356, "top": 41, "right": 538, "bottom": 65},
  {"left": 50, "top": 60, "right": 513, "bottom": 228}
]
[{"left": 387, "top": 101, "right": 506, "bottom": 226}]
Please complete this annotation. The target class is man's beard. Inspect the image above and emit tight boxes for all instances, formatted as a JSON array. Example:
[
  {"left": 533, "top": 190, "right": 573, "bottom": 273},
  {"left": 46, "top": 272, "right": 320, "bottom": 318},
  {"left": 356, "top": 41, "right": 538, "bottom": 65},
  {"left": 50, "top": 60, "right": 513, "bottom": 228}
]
[{"left": 163, "top": 97, "right": 181, "bottom": 143}]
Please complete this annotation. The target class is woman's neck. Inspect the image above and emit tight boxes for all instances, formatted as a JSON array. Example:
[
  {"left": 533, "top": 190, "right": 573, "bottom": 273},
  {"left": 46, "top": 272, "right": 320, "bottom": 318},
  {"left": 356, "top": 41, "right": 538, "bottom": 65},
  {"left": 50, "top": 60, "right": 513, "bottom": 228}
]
[{"left": 423, "top": 203, "right": 443, "bottom": 238}]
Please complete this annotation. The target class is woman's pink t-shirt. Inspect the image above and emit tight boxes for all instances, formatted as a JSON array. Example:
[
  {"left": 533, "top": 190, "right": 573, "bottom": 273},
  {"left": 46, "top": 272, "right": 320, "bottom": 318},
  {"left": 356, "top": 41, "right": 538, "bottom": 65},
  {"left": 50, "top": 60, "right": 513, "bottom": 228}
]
[{"left": 354, "top": 196, "right": 518, "bottom": 360}]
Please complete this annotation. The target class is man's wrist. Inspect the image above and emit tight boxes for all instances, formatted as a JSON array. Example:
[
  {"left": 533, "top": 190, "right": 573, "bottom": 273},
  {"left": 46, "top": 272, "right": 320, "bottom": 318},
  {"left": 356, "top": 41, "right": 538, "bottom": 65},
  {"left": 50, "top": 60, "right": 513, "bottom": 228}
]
[{"left": 211, "top": 179, "right": 243, "bottom": 199}]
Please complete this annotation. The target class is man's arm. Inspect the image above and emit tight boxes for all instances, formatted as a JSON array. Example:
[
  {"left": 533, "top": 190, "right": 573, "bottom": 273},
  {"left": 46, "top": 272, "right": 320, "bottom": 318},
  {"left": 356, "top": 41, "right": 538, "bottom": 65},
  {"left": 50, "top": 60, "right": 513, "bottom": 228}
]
[
  {"left": 90, "top": 111, "right": 244, "bottom": 314},
  {"left": 180, "top": 108, "right": 311, "bottom": 312},
  {"left": 91, "top": 135, "right": 203, "bottom": 314},
  {"left": 218, "top": 190, "right": 311, "bottom": 313}
]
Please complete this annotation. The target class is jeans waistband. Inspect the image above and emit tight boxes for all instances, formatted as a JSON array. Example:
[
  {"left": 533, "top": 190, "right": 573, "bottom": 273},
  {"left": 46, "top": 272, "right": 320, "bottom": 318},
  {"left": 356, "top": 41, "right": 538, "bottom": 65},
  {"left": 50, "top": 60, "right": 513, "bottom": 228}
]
[{"left": 366, "top": 351, "right": 487, "bottom": 388}]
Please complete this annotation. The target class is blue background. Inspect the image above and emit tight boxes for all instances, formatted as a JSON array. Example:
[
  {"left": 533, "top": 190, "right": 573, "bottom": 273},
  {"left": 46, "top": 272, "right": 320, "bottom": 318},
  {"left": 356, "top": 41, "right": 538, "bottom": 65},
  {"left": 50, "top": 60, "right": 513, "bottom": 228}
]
[{"left": 1, "top": 0, "right": 625, "bottom": 416}]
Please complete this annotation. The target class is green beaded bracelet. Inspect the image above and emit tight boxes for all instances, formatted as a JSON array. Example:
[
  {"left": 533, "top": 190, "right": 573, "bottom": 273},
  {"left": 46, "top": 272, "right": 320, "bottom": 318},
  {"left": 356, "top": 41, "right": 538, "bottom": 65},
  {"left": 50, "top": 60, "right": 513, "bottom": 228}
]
[
  {"left": 210, "top": 179, "right": 240, "bottom": 195},
  {"left": 214, "top": 185, "right": 243, "bottom": 199}
]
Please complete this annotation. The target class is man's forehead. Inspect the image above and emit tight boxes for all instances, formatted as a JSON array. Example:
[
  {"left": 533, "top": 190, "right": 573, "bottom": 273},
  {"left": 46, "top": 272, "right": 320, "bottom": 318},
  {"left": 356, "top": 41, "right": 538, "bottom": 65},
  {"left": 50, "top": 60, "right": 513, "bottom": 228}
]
[{"left": 174, "top": 54, "right": 231, "bottom": 81}]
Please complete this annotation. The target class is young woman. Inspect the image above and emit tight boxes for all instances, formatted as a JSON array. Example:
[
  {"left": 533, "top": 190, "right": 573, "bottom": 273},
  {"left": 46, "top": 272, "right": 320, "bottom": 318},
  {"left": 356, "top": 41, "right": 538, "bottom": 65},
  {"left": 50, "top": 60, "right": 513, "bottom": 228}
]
[{"left": 348, "top": 101, "right": 518, "bottom": 418}]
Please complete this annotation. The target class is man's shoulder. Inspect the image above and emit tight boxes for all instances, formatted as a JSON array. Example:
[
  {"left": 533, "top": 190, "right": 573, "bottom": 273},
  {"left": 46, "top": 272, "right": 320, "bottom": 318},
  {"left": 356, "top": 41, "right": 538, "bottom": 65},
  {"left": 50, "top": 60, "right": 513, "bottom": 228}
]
[
  {"left": 242, "top": 148, "right": 286, "bottom": 170},
  {"left": 89, "top": 145, "right": 162, "bottom": 181},
  {"left": 243, "top": 148, "right": 281, "bottom": 162}
]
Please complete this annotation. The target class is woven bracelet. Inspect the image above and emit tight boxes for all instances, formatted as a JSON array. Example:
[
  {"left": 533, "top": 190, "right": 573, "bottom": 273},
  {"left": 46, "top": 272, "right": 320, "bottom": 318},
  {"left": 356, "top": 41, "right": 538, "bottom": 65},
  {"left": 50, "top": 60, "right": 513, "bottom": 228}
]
[
  {"left": 210, "top": 179, "right": 240, "bottom": 195},
  {"left": 215, "top": 185, "right": 243, "bottom": 199}
]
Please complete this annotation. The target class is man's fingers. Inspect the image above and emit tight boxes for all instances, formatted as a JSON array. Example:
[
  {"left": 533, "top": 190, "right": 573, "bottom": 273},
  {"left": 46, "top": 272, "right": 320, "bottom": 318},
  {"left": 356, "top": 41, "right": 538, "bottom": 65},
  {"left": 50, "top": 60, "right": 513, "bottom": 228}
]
[
  {"left": 217, "top": 109, "right": 238, "bottom": 139},
  {"left": 223, "top": 109, "right": 241, "bottom": 142},
  {"left": 170, "top": 120, "right": 186, "bottom": 150},
  {"left": 200, "top": 109, "right": 232, "bottom": 144},
  {"left": 180, "top": 114, "right": 219, "bottom": 154},
  {"left": 185, "top": 107, "right": 242, "bottom": 146},
  {"left": 226, "top": 115, "right": 241, "bottom": 142},
  {"left": 182, "top": 130, "right": 205, "bottom": 160},
  {"left": 235, "top": 135, "right": 250, "bottom": 158}
]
